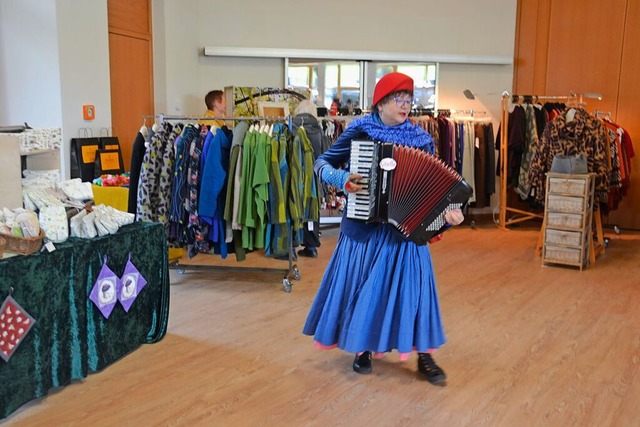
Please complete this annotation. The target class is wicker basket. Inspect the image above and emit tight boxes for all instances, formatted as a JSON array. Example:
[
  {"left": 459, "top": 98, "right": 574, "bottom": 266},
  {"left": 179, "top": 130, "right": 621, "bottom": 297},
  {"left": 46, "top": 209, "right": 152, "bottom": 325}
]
[
  {"left": 547, "top": 212, "right": 583, "bottom": 229},
  {"left": 547, "top": 194, "right": 584, "bottom": 212},
  {"left": 0, "top": 236, "right": 5, "bottom": 258},
  {"left": 545, "top": 228, "right": 582, "bottom": 246},
  {"left": 2, "top": 230, "right": 45, "bottom": 255},
  {"left": 544, "top": 245, "right": 581, "bottom": 263},
  {"left": 548, "top": 177, "right": 587, "bottom": 195}
]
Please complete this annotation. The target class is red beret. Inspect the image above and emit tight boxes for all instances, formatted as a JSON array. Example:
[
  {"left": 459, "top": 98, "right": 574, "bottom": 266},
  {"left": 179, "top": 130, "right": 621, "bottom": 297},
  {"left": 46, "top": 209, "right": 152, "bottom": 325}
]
[{"left": 373, "top": 72, "right": 414, "bottom": 107}]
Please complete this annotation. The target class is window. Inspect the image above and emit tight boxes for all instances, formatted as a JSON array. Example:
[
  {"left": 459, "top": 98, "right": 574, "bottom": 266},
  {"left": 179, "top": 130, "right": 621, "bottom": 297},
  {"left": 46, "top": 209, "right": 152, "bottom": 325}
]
[
  {"left": 286, "top": 60, "right": 437, "bottom": 112},
  {"left": 287, "top": 64, "right": 318, "bottom": 102},
  {"left": 323, "top": 62, "right": 361, "bottom": 109},
  {"left": 375, "top": 63, "right": 437, "bottom": 109},
  {"left": 288, "top": 66, "right": 311, "bottom": 88}
]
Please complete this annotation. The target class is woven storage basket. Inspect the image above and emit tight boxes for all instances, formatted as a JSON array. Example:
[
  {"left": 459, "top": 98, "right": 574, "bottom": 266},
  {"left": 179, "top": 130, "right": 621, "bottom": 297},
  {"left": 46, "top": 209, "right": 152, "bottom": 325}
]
[
  {"left": 0, "top": 236, "right": 5, "bottom": 258},
  {"left": 544, "top": 245, "right": 581, "bottom": 263},
  {"left": 3, "top": 230, "right": 45, "bottom": 255},
  {"left": 545, "top": 229, "right": 582, "bottom": 246},
  {"left": 548, "top": 177, "right": 587, "bottom": 195},
  {"left": 547, "top": 194, "right": 584, "bottom": 212},
  {"left": 547, "top": 212, "right": 583, "bottom": 228}
]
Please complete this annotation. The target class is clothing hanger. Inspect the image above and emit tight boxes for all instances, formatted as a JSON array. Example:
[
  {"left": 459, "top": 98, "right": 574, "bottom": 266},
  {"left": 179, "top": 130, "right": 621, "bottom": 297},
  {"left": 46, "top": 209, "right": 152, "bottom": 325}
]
[{"left": 140, "top": 118, "right": 148, "bottom": 136}]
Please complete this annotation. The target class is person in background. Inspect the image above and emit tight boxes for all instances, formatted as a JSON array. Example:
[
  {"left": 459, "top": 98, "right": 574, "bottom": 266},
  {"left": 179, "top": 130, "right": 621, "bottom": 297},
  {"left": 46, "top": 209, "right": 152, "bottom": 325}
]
[
  {"left": 345, "top": 99, "right": 353, "bottom": 114},
  {"left": 302, "top": 72, "right": 464, "bottom": 385},
  {"left": 329, "top": 98, "right": 340, "bottom": 116},
  {"left": 201, "top": 90, "right": 227, "bottom": 128},
  {"left": 291, "top": 100, "right": 324, "bottom": 258}
]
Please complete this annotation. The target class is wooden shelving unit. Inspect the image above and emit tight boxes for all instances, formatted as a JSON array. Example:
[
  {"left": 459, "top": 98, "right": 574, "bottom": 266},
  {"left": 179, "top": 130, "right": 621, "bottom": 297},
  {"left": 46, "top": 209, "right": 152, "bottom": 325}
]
[{"left": 541, "top": 173, "right": 595, "bottom": 270}]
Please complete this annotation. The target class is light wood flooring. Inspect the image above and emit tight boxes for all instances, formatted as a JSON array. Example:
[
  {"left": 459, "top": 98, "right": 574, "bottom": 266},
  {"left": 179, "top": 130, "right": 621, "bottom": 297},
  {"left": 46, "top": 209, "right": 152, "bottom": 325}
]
[{"left": 4, "top": 221, "right": 640, "bottom": 426}]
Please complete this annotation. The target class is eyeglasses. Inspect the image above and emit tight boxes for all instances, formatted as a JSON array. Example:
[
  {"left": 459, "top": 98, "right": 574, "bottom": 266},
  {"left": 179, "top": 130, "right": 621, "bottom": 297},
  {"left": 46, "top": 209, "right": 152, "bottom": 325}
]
[{"left": 393, "top": 97, "right": 412, "bottom": 108}]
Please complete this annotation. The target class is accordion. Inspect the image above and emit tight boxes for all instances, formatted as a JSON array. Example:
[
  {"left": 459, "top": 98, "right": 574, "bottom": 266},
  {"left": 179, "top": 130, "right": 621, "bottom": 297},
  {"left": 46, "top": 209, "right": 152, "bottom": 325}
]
[{"left": 346, "top": 139, "right": 473, "bottom": 245}]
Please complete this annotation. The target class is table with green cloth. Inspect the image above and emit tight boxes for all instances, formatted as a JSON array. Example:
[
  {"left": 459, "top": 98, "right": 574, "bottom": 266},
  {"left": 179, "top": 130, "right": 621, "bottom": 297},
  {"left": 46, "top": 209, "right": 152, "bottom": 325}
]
[{"left": 0, "top": 221, "right": 170, "bottom": 420}]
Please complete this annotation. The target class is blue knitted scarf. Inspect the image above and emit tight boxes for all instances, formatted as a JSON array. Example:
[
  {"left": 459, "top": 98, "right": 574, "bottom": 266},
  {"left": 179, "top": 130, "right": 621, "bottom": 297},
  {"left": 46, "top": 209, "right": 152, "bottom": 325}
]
[{"left": 351, "top": 113, "right": 435, "bottom": 153}]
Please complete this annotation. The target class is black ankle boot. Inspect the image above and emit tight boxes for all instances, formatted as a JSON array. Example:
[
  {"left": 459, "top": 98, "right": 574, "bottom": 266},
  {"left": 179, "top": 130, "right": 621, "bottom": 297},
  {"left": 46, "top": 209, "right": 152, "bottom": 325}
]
[
  {"left": 353, "top": 351, "right": 372, "bottom": 374},
  {"left": 417, "top": 352, "right": 446, "bottom": 385}
]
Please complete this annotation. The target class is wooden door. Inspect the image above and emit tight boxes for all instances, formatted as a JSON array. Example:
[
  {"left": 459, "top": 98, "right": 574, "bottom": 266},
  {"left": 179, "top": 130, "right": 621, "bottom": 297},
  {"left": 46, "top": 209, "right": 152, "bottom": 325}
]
[{"left": 107, "top": 0, "right": 154, "bottom": 172}]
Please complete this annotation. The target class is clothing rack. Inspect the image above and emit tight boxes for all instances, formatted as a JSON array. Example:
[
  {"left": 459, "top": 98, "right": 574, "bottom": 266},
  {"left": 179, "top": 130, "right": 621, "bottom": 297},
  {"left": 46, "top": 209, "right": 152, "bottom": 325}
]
[
  {"left": 410, "top": 107, "right": 435, "bottom": 116},
  {"left": 318, "top": 115, "right": 357, "bottom": 122},
  {"left": 448, "top": 109, "right": 488, "bottom": 117},
  {"left": 146, "top": 114, "right": 302, "bottom": 292},
  {"left": 593, "top": 110, "right": 612, "bottom": 120},
  {"left": 143, "top": 114, "right": 294, "bottom": 128},
  {"left": 143, "top": 114, "right": 291, "bottom": 121},
  {"left": 499, "top": 92, "right": 606, "bottom": 261},
  {"left": 410, "top": 108, "right": 488, "bottom": 118},
  {"left": 313, "top": 116, "right": 350, "bottom": 225},
  {"left": 498, "top": 91, "right": 584, "bottom": 228}
]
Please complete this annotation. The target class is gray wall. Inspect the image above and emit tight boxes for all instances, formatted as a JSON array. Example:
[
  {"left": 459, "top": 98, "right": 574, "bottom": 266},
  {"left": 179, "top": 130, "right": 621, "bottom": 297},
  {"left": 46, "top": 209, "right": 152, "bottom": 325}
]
[
  {"left": 0, "top": 0, "right": 112, "bottom": 178},
  {"left": 154, "top": 0, "right": 517, "bottom": 121},
  {"left": 1, "top": 0, "right": 516, "bottom": 194},
  {"left": 0, "top": 0, "right": 63, "bottom": 127}
]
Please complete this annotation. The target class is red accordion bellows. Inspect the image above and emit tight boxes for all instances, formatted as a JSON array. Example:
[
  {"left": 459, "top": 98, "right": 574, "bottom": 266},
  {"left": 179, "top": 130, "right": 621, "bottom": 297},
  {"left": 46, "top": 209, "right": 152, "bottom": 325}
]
[{"left": 347, "top": 140, "right": 472, "bottom": 245}]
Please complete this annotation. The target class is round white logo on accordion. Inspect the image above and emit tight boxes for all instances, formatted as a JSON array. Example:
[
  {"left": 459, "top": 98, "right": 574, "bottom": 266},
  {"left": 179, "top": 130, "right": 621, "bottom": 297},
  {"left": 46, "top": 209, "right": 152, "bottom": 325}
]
[{"left": 379, "top": 157, "right": 397, "bottom": 171}]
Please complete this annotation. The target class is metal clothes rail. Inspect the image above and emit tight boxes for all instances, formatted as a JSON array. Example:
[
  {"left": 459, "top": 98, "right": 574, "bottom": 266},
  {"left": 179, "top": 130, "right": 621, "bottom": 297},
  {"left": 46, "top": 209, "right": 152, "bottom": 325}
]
[
  {"left": 498, "top": 92, "right": 606, "bottom": 261},
  {"left": 498, "top": 91, "right": 585, "bottom": 228},
  {"left": 143, "top": 114, "right": 292, "bottom": 122},
  {"left": 149, "top": 114, "right": 302, "bottom": 292},
  {"left": 444, "top": 109, "right": 488, "bottom": 117}
]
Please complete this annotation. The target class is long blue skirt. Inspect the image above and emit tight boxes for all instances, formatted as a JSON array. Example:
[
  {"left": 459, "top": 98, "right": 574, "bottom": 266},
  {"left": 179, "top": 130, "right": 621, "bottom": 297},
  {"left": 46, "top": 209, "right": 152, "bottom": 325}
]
[{"left": 302, "top": 225, "right": 446, "bottom": 357}]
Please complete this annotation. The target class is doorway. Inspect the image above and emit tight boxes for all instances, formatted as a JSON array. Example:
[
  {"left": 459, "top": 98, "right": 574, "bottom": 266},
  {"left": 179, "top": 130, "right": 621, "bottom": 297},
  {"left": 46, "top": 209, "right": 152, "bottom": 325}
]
[{"left": 107, "top": 0, "right": 154, "bottom": 171}]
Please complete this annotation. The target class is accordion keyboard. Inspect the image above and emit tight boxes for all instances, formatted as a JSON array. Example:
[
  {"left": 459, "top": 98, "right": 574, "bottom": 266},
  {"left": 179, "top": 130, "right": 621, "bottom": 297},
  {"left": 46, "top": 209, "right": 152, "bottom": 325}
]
[
  {"left": 425, "top": 202, "right": 464, "bottom": 231},
  {"left": 346, "top": 140, "right": 376, "bottom": 220}
]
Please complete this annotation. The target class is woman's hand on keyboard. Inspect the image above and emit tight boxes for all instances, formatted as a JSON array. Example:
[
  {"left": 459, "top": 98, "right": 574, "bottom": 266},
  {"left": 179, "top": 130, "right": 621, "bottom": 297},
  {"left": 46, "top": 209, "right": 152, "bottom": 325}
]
[
  {"left": 444, "top": 209, "right": 464, "bottom": 226},
  {"left": 344, "top": 174, "right": 363, "bottom": 193}
]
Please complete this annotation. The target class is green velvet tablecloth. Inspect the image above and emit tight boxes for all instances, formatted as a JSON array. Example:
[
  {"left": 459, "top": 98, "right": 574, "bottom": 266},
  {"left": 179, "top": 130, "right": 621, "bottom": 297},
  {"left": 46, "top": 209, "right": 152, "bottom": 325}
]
[{"left": 0, "top": 222, "right": 170, "bottom": 419}]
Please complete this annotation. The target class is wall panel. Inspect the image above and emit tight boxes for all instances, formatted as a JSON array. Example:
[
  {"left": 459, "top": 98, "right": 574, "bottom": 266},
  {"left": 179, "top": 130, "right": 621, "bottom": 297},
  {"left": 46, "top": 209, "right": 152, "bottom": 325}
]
[
  {"left": 609, "top": 0, "right": 640, "bottom": 229},
  {"left": 545, "top": 0, "right": 626, "bottom": 114},
  {"left": 513, "top": 0, "right": 638, "bottom": 229},
  {"left": 108, "top": 0, "right": 150, "bottom": 35},
  {"left": 513, "top": 0, "right": 551, "bottom": 94}
]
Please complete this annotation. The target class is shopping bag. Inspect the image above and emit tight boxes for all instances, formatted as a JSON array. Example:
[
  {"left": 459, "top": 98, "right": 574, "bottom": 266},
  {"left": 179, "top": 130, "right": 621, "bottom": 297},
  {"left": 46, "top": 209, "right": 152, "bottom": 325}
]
[
  {"left": 94, "top": 149, "right": 125, "bottom": 176},
  {"left": 70, "top": 128, "right": 100, "bottom": 181},
  {"left": 97, "top": 128, "right": 125, "bottom": 176}
]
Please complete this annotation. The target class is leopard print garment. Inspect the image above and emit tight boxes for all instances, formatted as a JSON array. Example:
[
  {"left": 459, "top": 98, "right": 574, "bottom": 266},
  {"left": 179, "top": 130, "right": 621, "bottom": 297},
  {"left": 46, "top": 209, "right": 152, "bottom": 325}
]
[
  {"left": 155, "top": 123, "right": 180, "bottom": 226},
  {"left": 137, "top": 123, "right": 170, "bottom": 222},
  {"left": 528, "top": 107, "right": 609, "bottom": 204}
]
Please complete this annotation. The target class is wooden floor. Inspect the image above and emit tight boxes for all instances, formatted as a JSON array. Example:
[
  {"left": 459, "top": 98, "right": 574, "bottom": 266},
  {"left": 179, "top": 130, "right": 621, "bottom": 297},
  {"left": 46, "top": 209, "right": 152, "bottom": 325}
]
[{"left": 4, "top": 221, "right": 640, "bottom": 426}]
